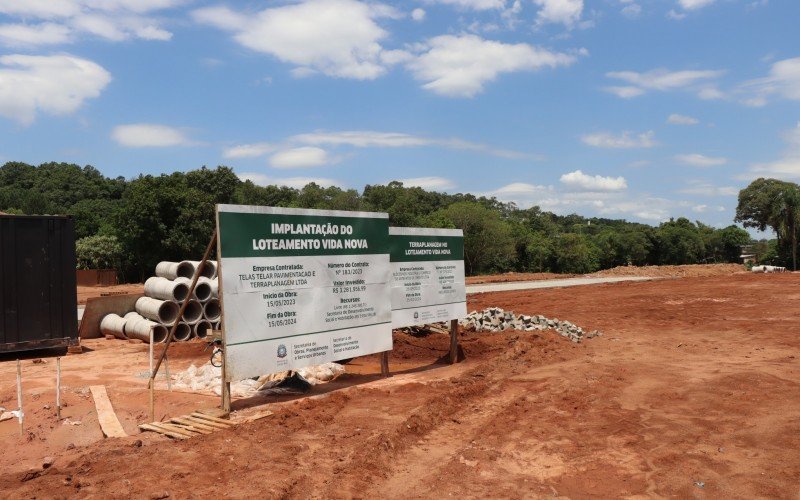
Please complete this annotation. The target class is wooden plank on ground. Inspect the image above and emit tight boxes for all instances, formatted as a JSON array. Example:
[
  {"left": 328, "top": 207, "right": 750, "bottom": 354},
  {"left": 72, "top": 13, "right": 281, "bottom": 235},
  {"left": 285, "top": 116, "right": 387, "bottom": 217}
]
[
  {"left": 191, "top": 412, "right": 234, "bottom": 426},
  {"left": 89, "top": 385, "right": 127, "bottom": 438},
  {"left": 184, "top": 415, "right": 230, "bottom": 429},
  {"left": 150, "top": 421, "right": 198, "bottom": 438},
  {"left": 240, "top": 410, "right": 274, "bottom": 424},
  {"left": 170, "top": 418, "right": 213, "bottom": 434},
  {"left": 139, "top": 423, "right": 187, "bottom": 440}
]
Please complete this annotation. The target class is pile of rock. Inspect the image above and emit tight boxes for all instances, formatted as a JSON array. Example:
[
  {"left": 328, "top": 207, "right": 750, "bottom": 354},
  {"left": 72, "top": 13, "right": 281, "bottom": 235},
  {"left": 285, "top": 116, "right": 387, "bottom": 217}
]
[
  {"left": 459, "top": 307, "right": 601, "bottom": 343},
  {"left": 99, "top": 260, "right": 220, "bottom": 344}
]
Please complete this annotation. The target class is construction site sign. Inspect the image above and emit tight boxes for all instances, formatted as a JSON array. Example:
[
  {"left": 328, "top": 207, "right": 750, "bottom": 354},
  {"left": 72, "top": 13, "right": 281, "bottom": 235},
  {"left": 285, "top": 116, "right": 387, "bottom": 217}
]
[
  {"left": 216, "top": 205, "right": 393, "bottom": 381},
  {"left": 389, "top": 227, "right": 466, "bottom": 328}
]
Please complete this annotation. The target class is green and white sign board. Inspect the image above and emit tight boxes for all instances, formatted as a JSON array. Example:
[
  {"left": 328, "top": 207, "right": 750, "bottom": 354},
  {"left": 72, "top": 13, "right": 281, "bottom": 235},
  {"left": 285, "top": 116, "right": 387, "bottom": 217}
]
[
  {"left": 389, "top": 227, "right": 467, "bottom": 328},
  {"left": 216, "top": 205, "right": 393, "bottom": 381}
]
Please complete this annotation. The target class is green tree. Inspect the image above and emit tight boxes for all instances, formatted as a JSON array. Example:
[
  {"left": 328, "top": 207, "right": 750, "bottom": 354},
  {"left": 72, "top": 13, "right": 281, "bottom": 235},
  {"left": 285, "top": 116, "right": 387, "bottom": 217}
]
[
  {"left": 429, "top": 201, "right": 514, "bottom": 275},
  {"left": 76, "top": 235, "right": 124, "bottom": 270},
  {"left": 553, "top": 233, "right": 598, "bottom": 273},
  {"left": 736, "top": 178, "right": 800, "bottom": 269}
]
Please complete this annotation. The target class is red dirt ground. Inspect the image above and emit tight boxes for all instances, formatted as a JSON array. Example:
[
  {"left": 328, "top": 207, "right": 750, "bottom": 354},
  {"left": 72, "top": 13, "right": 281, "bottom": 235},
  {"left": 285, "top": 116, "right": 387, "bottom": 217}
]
[
  {"left": 4, "top": 273, "right": 800, "bottom": 498},
  {"left": 467, "top": 263, "right": 745, "bottom": 285}
]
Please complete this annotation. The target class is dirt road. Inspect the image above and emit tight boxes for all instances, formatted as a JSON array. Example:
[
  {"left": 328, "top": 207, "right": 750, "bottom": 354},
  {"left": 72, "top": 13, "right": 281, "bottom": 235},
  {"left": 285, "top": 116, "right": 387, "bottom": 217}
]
[{"left": 2, "top": 273, "right": 799, "bottom": 498}]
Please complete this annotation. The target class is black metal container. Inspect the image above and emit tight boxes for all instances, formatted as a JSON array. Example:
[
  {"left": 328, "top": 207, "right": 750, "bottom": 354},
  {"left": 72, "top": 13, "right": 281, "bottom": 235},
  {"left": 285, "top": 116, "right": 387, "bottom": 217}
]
[{"left": 0, "top": 215, "right": 78, "bottom": 353}]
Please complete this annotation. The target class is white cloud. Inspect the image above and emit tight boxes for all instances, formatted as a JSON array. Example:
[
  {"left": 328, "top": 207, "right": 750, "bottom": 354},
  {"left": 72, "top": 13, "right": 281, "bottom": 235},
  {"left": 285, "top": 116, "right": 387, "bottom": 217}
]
[
  {"left": 0, "top": 54, "right": 111, "bottom": 125},
  {"left": 560, "top": 169, "right": 627, "bottom": 191},
  {"left": 395, "top": 176, "right": 455, "bottom": 190},
  {"left": 603, "top": 86, "right": 645, "bottom": 98},
  {"left": 749, "top": 123, "right": 800, "bottom": 179},
  {"left": 222, "top": 142, "right": 277, "bottom": 159},
  {"left": 0, "top": 23, "right": 72, "bottom": 46},
  {"left": 620, "top": 1, "right": 641, "bottom": 18},
  {"left": 605, "top": 68, "right": 723, "bottom": 98},
  {"left": 581, "top": 130, "right": 656, "bottom": 149},
  {"left": 411, "top": 8, "right": 426, "bottom": 20},
  {"left": 135, "top": 25, "right": 172, "bottom": 41},
  {"left": 678, "top": 0, "right": 716, "bottom": 10},
  {"left": 269, "top": 147, "right": 330, "bottom": 169},
  {"left": 111, "top": 123, "right": 191, "bottom": 147},
  {"left": 426, "top": 0, "right": 505, "bottom": 10},
  {"left": 675, "top": 153, "right": 727, "bottom": 167},
  {"left": 667, "top": 9, "right": 686, "bottom": 19},
  {"left": 238, "top": 172, "right": 343, "bottom": 189},
  {"left": 493, "top": 182, "right": 551, "bottom": 195},
  {"left": 678, "top": 180, "right": 738, "bottom": 196},
  {"left": 194, "top": 0, "right": 398, "bottom": 80},
  {"left": 691, "top": 204, "right": 725, "bottom": 213},
  {"left": 407, "top": 34, "right": 577, "bottom": 97},
  {"left": 0, "top": 0, "right": 178, "bottom": 43},
  {"left": 290, "top": 130, "right": 537, "bottom": 159},
  {"left": 740, "top": 57, "right": 800, "bottom": 105},
  {"left": 667, "top": 113, "right": 699, "bottom": 125},
  {"left": 534, "top": 0, "right": 583, "bottom": 28}
]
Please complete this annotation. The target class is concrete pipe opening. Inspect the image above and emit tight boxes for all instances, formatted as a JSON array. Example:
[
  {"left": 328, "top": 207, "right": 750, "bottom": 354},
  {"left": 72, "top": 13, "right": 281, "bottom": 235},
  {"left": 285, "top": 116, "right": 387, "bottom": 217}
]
[
  {"left": 155, "top": 261, "right": 195, "bottom": 280},
  {"left": 173, "top": 322, "right": 192, "bottom": 341},
  {"left": 194, "top": 281, "right": 212, "bottom": 302},
  {"left": 151, "top": 324, "right": 168, "bottom": 343},
  {"left": 144, "top": 277, "right": 190, "bottom": 302},
  {"left": 204, "top": 298, "right": 221, "bottom": 322},
  {"left": 194, "top": 320, "right": 212, "bottom": 339},
  {"left": 174, "top": 277, "right": 212, "bottom": 302},
  {"left": 100, "top": 313, "right": 127, "bottom": 339},
  {"left": 182, "top": 299, "right": 203, "bottom": 324},
  {"left": 136, "top": 297, "right": 180, "bottom": 325},
  {"left": 189, "top": 260, "right": 216, "bottom": 279}
]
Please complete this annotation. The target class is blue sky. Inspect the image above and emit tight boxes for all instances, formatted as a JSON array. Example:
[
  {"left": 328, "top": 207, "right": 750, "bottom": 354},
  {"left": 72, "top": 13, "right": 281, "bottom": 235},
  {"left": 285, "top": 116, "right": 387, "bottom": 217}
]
[{"left": 0, "top": 0, "right": 798, "bottom": 227}]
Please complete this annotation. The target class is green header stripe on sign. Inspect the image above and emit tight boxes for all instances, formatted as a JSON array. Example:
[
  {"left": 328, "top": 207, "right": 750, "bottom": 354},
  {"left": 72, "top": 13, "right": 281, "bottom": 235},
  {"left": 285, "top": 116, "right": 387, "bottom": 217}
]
[
  {"left": 218, "top": 211, "right": 389, "bottom": 258},
  {"left": 388, "top": 234, "right": 464, "bottom": 262}
]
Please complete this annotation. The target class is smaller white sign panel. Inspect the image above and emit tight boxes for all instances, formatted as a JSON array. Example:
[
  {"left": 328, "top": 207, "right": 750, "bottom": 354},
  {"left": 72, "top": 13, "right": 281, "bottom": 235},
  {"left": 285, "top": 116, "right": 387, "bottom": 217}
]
[{"left": 389, "top": 227, "right": 467, "bottom": 328}]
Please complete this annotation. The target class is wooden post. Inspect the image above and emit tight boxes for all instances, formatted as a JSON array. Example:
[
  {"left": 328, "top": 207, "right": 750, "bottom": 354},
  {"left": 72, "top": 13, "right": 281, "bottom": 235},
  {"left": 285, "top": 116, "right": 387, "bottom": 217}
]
[
  {"left": 16, "top": 360, "right": 23, "bottom": 438},
  {"left": 148, "top": 230, "right": 217, "bottom": 423},
  {"left": 449, "top": 319, "right": 459, "bottom": 364},
  {"left": 56, "top": 357, "right": 61, "bottom": 420},
  {"left": 164, "top": 353, "right": 171, "bottom": 391},
  {"left": 380, "top": 351, "right": 390, "bottom": 377},
  {"left": 220, "top": 338, "right": 231, "bottom": 413},
  {"left": 149, "top": 330, "right": 154, "bottom": 377}
]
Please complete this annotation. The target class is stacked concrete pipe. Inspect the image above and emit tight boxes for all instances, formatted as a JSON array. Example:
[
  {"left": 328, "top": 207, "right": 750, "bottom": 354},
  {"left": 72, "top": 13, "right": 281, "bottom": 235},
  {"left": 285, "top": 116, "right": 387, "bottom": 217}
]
[
  {"left": 144, "top": 277, "right": 190, "bottom": 302},
  {"left": 198, "top": 276, "right": 219, "bottom": 298},
  {"left": 124, "top": 312, "right": 168, "bottom": 343},
  {"left": 135, "top": 296, "right": 180, "bottom": 325},
  {"left": 203, "top": 298, "right": 221, "bottom": 322},
  {"left": 100, "top": 313, "right": 127, "bottom": 339},
  {"left": 175, "top": 277, "right": 212, "bottom": 302},
  {"left": 193, "top": 320, "right": 213, "bottom": 339},
  {"left": 174, "top": 322, "right": 193, "bottom": 341},
  {"left": 155, "top": 260, "right": 195, "bottom": 280},
  {"left": 189, "top": 260, "right": 217, "bottom": 279}
]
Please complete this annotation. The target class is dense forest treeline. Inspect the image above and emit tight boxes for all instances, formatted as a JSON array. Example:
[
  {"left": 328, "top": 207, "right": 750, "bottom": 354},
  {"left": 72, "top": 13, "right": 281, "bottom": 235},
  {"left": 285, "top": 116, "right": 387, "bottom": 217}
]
[{"left": 0, "top": 162, "right": 767, "bottom": 280}]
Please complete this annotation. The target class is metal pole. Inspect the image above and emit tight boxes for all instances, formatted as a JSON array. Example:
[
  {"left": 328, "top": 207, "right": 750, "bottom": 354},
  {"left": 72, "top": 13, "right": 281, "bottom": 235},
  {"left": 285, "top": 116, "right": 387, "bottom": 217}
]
[
  {"left": 56, "top": 357, "right": 61, "bottom": 420},
  {"left": 16, "top": 360, "right": 23, "bottom": 438},
  {"left": 148, "top": 230, "right": 217, "bottom": 423}
]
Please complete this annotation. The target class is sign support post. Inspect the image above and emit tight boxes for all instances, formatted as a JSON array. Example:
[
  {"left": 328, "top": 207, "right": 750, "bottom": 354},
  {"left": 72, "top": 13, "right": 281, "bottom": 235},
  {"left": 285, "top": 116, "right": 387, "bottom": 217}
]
[{"left": 449, "top": 319, "right": 459, "bottom": 364}]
